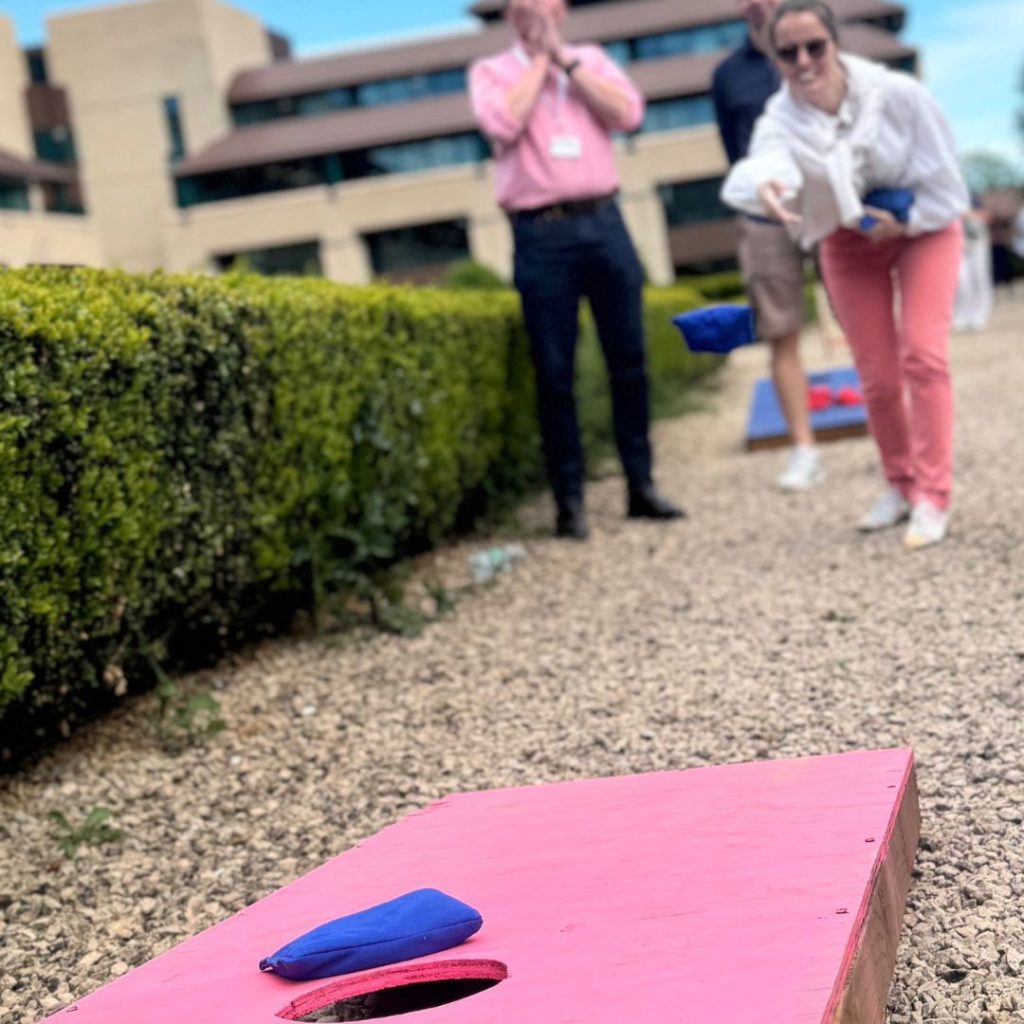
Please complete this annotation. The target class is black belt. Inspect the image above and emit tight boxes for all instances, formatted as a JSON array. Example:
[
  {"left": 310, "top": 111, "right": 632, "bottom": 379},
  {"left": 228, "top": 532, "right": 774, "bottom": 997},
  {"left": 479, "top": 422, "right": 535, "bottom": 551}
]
[
  {"left": 509, "top": 193, "right": 617, "bottom": 224},
  {"left": 743, "top": 212, "right": 780, "bottom": 225}
]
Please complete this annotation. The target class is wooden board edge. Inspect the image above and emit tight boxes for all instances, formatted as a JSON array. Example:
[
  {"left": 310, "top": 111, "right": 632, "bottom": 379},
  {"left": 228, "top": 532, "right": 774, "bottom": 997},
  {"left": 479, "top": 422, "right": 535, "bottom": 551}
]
[
  {"left": 829, "top": 764, "right": 921, "bottom": 1024},
  {"left": 745, "top": 423, "right": 870, "bottom": 452}
]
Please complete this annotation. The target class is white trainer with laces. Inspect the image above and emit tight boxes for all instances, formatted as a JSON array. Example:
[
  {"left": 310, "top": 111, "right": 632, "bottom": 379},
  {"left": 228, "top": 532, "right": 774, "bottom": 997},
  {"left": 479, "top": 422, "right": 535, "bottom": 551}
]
[
  {"left": 776, "top": 446, "right": 824, "bottom": 492},
  {"left": 904, "top": 500, "right": 949, "bottom": 549},
  {"left": 858, "top": 487, "right": 911, "bottom": 532}
]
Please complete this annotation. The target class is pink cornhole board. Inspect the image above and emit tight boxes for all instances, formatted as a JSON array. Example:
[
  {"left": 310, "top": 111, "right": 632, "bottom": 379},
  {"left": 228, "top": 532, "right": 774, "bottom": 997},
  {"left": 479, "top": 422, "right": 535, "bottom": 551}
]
[{"left": 41, "top": 748, "right": 919, "bottom": 1024}]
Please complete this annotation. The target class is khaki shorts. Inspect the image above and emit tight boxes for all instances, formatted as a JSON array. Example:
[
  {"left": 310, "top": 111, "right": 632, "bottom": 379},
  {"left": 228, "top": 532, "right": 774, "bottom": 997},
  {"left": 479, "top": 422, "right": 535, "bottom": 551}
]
[{"left": 737, "top": 216, "right": 806, "bottom": 340}]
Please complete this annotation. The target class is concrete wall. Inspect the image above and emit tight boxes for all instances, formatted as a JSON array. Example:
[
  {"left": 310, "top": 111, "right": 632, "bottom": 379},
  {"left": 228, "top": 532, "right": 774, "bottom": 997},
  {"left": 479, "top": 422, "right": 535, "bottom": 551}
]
[
  {"left": 0, "top": 208, "right": 104, "bottom": 266},
  {"left": 45, "top": 0, "right": 271, "bottom": 271},
  {"left": 0, "top": 16, "right": 32, "bottom": 158}
]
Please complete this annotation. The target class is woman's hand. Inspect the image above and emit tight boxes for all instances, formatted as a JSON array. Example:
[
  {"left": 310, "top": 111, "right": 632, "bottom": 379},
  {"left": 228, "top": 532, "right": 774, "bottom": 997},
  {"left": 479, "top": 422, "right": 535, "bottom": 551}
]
[
  {"left": 859, "top": 207, "right": 907, "bottom": 242},
  {"left": 756, "top": 180, "right": 802, "bottom": 225}
]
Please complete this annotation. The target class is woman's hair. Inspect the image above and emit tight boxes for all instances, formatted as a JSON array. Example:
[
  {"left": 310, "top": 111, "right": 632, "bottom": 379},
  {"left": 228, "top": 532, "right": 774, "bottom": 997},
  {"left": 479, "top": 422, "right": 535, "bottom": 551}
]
[{"left": 769, "top": 0, "right": 840, "bottom": 49}]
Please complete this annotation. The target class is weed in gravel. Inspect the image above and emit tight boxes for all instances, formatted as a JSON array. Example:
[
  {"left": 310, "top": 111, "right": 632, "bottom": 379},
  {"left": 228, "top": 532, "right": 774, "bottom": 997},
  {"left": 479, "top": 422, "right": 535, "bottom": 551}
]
[
  {"left": 152, "top": 675, "right": 227, "bottom": 751},
  {"left": 48, "top": 807, "right": 124, "bottom": 860}
]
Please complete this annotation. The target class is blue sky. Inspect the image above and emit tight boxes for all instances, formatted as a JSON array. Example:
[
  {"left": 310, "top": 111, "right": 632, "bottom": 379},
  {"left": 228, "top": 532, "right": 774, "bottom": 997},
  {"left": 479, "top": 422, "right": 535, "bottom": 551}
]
[{"left": 5, "top": 0, "right": 1023, "bottom": 170}]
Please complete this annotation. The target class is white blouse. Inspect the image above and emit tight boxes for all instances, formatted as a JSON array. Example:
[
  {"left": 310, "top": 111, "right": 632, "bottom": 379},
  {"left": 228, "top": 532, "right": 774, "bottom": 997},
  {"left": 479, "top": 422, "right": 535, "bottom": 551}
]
[{"left": 720, "top": 53, "right": 969, "bottom": 248}]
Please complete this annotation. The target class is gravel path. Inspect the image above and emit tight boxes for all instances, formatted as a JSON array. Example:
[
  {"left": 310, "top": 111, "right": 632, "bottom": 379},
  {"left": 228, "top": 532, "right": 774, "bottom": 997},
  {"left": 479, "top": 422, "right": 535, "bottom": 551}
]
[{"left": 2, "top": 296, "right": 1023, "bottom": 1023}]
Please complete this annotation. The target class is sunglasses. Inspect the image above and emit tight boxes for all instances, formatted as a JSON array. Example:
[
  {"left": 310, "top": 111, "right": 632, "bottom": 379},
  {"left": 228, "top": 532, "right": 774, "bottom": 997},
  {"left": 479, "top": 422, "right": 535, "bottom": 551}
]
[{"left": 775, "top": 38, "right": 830, "bottom": 64}]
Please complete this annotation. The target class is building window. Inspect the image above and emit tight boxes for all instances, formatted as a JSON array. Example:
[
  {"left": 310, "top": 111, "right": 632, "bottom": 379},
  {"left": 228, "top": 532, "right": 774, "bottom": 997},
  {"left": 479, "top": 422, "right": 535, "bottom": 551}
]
[
  {"left": 230, "top": 68, "right": 466, "bottom": 127},
  {"left": 642, "top": 94, "right": 715, "bottom": 135},
  {"left": 25, "top": 48, "right": 48, "bottom": 84},
  {"left": 43, "top": 182, "right": 86, "bottom": 215},
  {"left": 887, "top": 55, "right": 917, "bottom": 74},
  {"left": 658, "top": 177, "right": 732, "bottom": 227},
  {"left": 630, "top": 21, "right": 746, "bottom": 61},
  {"left": 0, "top": 178, "right": 31, "bottom": 210},
  {"left": 232, "top": 89, "right": 356, "bottom": 126},
  {"left": 364, "top": 218, "right": 470, "bottom": 277},
  {"left": 213, "top": 240, "right": 322, "bottom": 276},
  {"left": 358, "top": 134, "right": 487, "bottom": 176},
  {"left": 355, "top": 67, "right": 466, "bottom": 108},
  {"left": 33, "top": 126, "right": 77, "bottom": 165},
  {"left": 604, "top": 40, "right": 632, "bottom": 67},
  {"left": 163, "top": 96, "right": 186, "bottom": 161},
  {"left": 175, "top": 132, "right": 486, "bottom": 208}
]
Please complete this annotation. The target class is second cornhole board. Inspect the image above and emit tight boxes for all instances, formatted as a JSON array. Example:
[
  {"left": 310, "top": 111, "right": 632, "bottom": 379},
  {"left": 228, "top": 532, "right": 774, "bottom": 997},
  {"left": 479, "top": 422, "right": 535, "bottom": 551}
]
[
  {"left": 41, "top": 748, "right": 919, "bottom": 1024},
  {"left": 746, "top": 366, "right": 870, "bottom": 450}
]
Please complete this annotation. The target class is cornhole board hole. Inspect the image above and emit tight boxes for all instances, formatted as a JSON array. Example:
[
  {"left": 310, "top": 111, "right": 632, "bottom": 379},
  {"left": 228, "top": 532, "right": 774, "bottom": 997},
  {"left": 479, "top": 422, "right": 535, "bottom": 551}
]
[
  {"left": 40, "top": 748, "right": 919, "bottom": 1024},
  {"left": 746, "top": 366, "right": 869, "bottom": 451}
]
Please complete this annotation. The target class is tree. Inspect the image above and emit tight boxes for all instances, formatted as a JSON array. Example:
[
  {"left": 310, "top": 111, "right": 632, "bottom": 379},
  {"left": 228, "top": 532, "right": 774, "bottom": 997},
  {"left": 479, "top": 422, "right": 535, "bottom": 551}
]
[
  {"left": 1019, "top": 59, "right": 1024, "bottom": 146},
  {"left": 960, "top": 150, "right": 1023, "bottom": 195}
]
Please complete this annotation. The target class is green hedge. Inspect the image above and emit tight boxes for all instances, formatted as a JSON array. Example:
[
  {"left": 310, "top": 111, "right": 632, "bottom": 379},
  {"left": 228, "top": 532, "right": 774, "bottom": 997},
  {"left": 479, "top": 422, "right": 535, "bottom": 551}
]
[
  {"left": 682, "top": 269, "right": 746, "bottom": 302},
  {"left": 0, "top": 268, "right": 719, "bottom": 760}
]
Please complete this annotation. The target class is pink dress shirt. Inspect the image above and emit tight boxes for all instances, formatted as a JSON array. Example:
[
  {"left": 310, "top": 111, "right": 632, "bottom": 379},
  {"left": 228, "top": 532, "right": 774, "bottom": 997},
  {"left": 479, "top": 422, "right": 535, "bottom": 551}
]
[{"left": 469, "top": 44, "right": 645, "bottom": 212}]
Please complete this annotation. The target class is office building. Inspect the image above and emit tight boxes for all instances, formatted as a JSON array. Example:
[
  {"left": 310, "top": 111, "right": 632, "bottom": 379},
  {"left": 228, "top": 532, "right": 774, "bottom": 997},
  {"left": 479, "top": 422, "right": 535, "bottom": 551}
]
[{"left": 1, "top": 0, "right": 915, "bottom": 283}]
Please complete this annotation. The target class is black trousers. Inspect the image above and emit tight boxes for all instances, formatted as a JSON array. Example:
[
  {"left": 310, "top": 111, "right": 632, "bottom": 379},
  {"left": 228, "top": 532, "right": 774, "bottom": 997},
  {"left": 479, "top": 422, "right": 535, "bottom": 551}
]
[{"left": 512, "top": 202, "right": 653, "bottom": 504}]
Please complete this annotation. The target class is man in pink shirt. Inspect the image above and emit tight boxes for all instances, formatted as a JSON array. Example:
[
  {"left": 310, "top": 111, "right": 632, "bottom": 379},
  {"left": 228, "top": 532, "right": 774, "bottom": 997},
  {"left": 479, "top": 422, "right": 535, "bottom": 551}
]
[{"left": 470, "top": 0, "right": 683, "bottom": 540}]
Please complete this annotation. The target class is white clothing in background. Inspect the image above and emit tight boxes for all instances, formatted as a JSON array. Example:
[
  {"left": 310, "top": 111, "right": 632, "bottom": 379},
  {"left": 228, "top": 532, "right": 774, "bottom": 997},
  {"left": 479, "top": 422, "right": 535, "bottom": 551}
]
[{"left": 953, "top": 219, "right": 993, "bottom": 331}]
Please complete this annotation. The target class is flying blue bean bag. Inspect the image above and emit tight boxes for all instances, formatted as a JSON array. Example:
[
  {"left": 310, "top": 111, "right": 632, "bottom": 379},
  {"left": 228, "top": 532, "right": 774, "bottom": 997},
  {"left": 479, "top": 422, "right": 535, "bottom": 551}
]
[
  {"left": 258, "top": 888, "right": 483, "bottom": 981},
  {"left": 672, "top": 304, "right": 757, "bottom": 354},
  {"left": 860, "top": 188, "right": 915, "bottom": 230}
]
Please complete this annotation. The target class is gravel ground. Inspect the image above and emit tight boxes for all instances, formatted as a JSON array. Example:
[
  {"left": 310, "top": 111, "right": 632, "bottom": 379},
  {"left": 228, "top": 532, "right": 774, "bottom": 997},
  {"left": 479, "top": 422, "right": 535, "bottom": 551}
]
[{"left": 2, "top": 295, "right": 1023, "bottom": 1024}]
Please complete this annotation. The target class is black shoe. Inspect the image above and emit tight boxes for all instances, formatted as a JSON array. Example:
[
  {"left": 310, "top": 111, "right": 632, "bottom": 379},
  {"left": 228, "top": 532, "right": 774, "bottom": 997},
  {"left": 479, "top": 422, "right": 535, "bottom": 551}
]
[
  {"left": 555, "top": 498, "right": 590, "bottom": 540},
  {"left": 627, "top": 484, "right": 686, "bottom": 520}
]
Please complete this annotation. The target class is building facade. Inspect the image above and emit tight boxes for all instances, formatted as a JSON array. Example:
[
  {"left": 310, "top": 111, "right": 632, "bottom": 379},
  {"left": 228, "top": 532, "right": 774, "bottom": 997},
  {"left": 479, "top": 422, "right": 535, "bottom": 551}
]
[{"left": 1, "top": 0, "right": 915, "bottom": 283}]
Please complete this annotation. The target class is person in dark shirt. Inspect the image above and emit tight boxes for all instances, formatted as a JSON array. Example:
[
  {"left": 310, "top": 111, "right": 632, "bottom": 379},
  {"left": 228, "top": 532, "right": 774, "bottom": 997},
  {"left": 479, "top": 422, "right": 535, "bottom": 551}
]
[{"left": 712, "top": 0, "right": 823, "bottom": 492}]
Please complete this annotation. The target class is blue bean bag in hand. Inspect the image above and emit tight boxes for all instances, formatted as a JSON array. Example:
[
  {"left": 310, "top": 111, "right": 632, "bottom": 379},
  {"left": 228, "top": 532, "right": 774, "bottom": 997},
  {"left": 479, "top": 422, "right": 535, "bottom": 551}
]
[
  {"left": 258, "top": 888, "right": 483, "bottom": 981},
  {"left": 672, "top": 304, "right": 757, "bottom": 354},
  {"left": 860, "top": 188, "right": 915, "bottom": 230}
]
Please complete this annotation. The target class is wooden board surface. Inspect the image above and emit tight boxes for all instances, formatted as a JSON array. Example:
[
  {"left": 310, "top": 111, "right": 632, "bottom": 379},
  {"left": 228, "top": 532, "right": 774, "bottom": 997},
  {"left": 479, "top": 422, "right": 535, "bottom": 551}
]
[{"left": 41, "top": 749, "right": 919, "bottom": 1024}]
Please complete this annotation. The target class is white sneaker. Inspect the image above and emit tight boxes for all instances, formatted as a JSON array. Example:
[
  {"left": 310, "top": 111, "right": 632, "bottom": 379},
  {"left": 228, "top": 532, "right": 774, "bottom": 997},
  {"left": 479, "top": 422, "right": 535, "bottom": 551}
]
[
  {"left": 776, "top": 446, "right": 824, "bottom": 492},
  {"left": 904, "top": 500, "right": 949, "bottom": 549},
  {"left": 858, "top": 487, "right": 911, "bottom": 532}
]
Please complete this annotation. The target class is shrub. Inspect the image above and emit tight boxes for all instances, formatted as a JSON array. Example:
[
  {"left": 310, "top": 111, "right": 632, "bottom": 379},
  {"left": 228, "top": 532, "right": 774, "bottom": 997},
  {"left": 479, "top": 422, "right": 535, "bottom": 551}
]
[
  {"left": 0, "top": 269, "right": 718, "bottom": 762},
  {"left": 441, "top": 259, "right": 509, "bottom": 291},
  {"left": 681, "top": 269, "right": 746, "bottom": 302}
]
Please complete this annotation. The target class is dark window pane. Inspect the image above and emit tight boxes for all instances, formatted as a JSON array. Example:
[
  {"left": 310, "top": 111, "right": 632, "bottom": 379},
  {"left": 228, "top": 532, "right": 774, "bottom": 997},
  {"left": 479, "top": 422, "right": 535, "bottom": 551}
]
[
  {"left": 364, "top": 218, "right": 469, "bottom": 276},
  {"left": 603, "top": 40, "right": 632, "bottom": 67},
  {"left": 163, "top": 96, "right": 186, "bottom": 161},
  {"left": 33, "top": 126, "right": 77, "bottom": 164},
  {"left": 356, "top": 67, "right": 466, "bottom": 108},
  {"left": 630, "top": 20, "right": 746, "bottom": 61},
  {"left": 364, "top": 133, "right": 484, "bottom": 175},
  {"left": 176, "top": 155, "right": 333, "bottom": 206},
  {"left": 26, "top": 49, "right": 48, "bottom": 84},
  {"left": 44, "top": 182, "right": 85, "bottom": 215},
  {"left": 175, "top": 134, "right": 484, "bottom": 207},
  {"left": 642, "top": 94, "right": 715, "bottom": 134},
  {"left": 658, "top": 176, "right": 733, "bottom": 226},
  {"left": 214, "top": 239, "right": 322, "bottom": 276},
  {"left": 0, "top": 178, "right": 31, "bottom": 210}
]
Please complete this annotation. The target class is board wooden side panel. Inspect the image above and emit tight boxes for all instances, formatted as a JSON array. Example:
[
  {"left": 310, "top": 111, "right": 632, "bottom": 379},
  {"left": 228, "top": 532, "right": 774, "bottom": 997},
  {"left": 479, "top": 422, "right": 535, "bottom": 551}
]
[
  {"left": 830, "top": 766, "right": 921, "bottom": 1024},
  {"left": 746, "top": 422, "right": 870, "bottom": 451}
]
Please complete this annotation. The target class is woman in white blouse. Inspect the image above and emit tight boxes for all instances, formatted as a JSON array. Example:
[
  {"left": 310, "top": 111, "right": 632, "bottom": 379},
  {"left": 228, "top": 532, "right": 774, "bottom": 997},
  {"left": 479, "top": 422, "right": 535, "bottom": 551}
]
[{"left": 721, "top": 0, "right": 969, "bottom": 549}]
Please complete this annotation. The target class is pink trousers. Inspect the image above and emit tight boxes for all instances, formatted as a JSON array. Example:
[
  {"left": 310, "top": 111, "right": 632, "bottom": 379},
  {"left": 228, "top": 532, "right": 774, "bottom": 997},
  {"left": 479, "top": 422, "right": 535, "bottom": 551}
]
[{"left": 820, "top": 222, "right": 962, "bottom": 509}]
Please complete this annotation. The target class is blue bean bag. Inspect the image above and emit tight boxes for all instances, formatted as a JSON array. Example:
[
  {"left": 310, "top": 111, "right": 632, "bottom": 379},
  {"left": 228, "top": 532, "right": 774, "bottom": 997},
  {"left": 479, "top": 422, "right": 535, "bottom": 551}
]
[
  {"left": 860, "top": 188, "right": 915, "bottom": 230},
  {"left": 672, "top": 304, "right": 757, "bottom": 354},
  {"left": 258, "top": 888, "right": 483, "bottom": 981}
]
